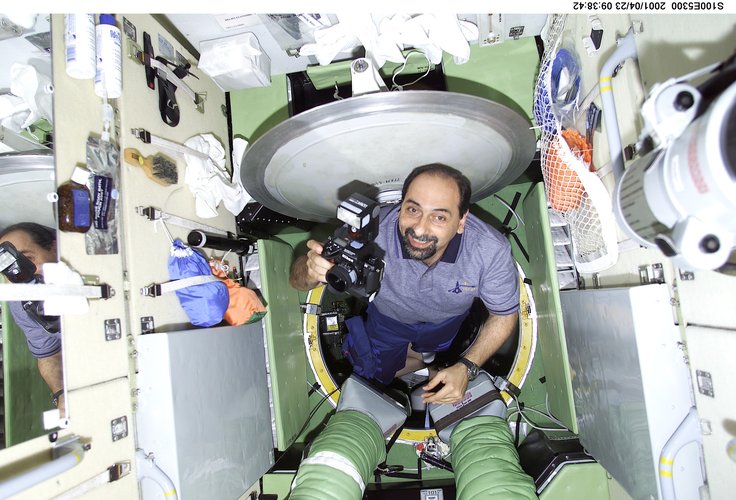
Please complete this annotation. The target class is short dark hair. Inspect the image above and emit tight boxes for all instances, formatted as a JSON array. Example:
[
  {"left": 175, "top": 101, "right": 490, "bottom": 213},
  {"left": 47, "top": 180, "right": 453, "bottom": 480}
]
[
  {"left": 401, "top": 163, "right": 472, "bottom": 215},
  {"left": 0, "top": 222, "right": 56, "bottom": 251}
]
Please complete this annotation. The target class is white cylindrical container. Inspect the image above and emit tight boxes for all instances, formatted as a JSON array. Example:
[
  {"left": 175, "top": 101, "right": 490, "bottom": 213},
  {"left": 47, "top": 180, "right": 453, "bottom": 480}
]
[
  {"left": 95, "top": 14, "right": 122, "bottom": 99},
  {"left": 64, "top": 14, "right": 96, "bottom": 79}
]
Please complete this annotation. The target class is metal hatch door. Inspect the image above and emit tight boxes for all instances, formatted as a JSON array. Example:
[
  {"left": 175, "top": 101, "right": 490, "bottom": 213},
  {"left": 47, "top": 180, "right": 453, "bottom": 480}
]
[
  {"left": 522, "top": 183, "right": 577, "bottom": 432},
  {"left": 257, "top": 238, "right": 310, "bottom": 450}
]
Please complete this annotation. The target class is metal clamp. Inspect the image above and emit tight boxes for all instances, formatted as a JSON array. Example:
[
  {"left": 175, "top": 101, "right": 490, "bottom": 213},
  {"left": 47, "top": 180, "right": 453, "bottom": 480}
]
[
  {"left": 136, "top": 51, "right": 206, "bottom": 113},
  {"left": 136, "top": 204, "right": 229, "bottom": 236},
  {"left": 141, "top": 275, "right": 220, "bottom": 298},
  {"left": 492, "top": 375, "right": 521, "bottom": 398},
  {"left": 140, "top": 283, "right": 162, "bottom": 297},
  {"left": 130, "top": 128, "right": 210, "bottom": 160},
  {"left": 302, "top": 303, "right": 321, "bottom": 315}
]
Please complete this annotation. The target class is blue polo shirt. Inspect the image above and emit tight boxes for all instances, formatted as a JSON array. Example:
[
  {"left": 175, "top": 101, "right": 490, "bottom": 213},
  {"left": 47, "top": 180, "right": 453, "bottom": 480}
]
[
  {"left": 8, "top": 301, "right": 62, "bottom": 358},
  {"left": 342, "top": 204, "right": 519, "bottom": 384},
  {"left": 372, "top": 204, "right": 519, "bottom": 324}
]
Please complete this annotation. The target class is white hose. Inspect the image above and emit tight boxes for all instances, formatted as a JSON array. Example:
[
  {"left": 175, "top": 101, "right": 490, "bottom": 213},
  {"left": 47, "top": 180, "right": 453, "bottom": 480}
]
[
  {"left": 136, "top": 449, "right": 178, "bottom": 499},
  {"left": 599, "top": 27, "right": 638, "bottom": 183},
  {"left": 658, "top": 406, "right": 703, "bottom": 500},
  {"left": 0, "top": 441, "right": 84, "bottom": 498}
]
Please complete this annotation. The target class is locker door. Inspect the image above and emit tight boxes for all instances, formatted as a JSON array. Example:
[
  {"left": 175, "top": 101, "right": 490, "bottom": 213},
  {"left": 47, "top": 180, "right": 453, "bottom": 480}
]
[
  {"left": 522, "top": 183, "right": 577, "bottom": 432},
  {"left": 258, "top": 238, "right": 310, "bottom": 450}
]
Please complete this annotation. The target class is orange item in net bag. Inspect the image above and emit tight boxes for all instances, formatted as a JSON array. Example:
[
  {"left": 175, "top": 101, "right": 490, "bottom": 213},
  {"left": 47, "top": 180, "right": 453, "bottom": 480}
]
[
  {"left": 544, "top": 129, "right": 594, "bottom": 212},
  {"left": 210, "top": 260, "right": 267, "bottom": 326}
]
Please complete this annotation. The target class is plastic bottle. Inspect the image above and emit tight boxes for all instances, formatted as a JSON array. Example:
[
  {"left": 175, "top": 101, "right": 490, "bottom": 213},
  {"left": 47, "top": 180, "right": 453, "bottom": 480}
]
[
  {"left": 95, "top": 14, "right": 122, "bottom": 99},
  {"left": 64, "top": 14, "right": 96, "bottom": 79},
  {"left": 58, "top": 167, "right": 92, "bottom": 233}
]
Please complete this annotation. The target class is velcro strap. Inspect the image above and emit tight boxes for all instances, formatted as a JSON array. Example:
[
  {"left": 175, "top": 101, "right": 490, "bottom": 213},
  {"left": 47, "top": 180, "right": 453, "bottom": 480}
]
[
  {"left": 142, "top": 274, "right": 219, "bottom": 297},
  {"left": 157, "top": 79, "right": 180, "bottom": 127},
  {"left": 433, "top": 389, "right": 502, "bottom": 434},
  {"left": 147, "top": 56, "right": 198, "bottom": 104}
]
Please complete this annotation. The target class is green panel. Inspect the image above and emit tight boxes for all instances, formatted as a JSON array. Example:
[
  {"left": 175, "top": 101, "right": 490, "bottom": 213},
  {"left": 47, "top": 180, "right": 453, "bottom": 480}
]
[
  {"left": 540, "top": 462, "right": 611, "bottom": 500},
  {"left": 2, "top": 304, "right": 51, "bottom": 447},
  {"left": 474, "top": 181, "right": 551, "bottom": 411},
  {"left": 443, "top": 38, "right": 540, "bottom": 127},
  {"left": 257, "top": 239, "right": 310, "bottom": 450},
  {"left": 473, "top": 181, "right": 535, "bottom": 266},
  {"left": 306, "top": 59, "right": 353, "bottom": 90},
  {"left": 521, "top": 183, "right": 577, "bottom": 432},
  {"left": 262, "top": 472, "right": 295, "bottom": 498},
  {"left": 514, "top": 338, "right": 550, "bottom": 412},
  {"left": 229, "top": 74, "right": 289, "bottom": 144}
]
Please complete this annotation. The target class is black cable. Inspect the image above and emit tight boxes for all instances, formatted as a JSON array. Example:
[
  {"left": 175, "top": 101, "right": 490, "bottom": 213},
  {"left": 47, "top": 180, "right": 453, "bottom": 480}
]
[
  {"left": 298, "top": 387, "right": 340, "bottom": 442},
  {"left": 419, "top": 451, "right": 453, "bottom": 472},
  {"left": 374, "top": 420, "right": 407, "bottom": 482},
  {"left": 514, "top": 412, "right": 523, "bottom": 448},
  {"left": 306, "top": 382, "right": 321, "bottom": 397},
  {"left": 509, "top": 393, "right": 571, "bottom": 433},
  {"left": 268, "top": 387, "right": 339, "bottom": 473},
  {"left": 501, "top": 192, "right": 522, "bottom": 227}
]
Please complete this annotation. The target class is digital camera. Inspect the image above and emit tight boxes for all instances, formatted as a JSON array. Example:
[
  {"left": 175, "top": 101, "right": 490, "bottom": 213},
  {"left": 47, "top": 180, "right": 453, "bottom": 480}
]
[
  {"left": 322, "top": 193, "right": 385, "bottom": 300},
  {"left": 0, "top": 241, "right": 60, "bottom": 334},
  {"left": 0, "top": 241, "right": 37, "bottom": 283}
]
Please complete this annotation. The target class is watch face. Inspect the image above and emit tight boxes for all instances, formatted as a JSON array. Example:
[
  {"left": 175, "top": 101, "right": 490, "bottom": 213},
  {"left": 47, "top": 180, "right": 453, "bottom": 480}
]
[{"left": 461, "top": 358, "right": 479, "bottom": 380}]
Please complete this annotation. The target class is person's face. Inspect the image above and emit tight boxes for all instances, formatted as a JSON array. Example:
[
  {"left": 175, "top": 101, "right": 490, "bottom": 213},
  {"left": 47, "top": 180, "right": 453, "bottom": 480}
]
[
  {"left": 0, "top": 230, "right": 57, "bottom": 277},
  {"left": 398, "top": 173, "right": 467, "bottom": 265}
]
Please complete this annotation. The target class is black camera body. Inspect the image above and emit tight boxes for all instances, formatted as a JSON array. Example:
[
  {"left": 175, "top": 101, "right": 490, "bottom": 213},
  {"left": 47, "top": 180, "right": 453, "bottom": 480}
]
[
  {"left": 322, "top": 193, "right": 384, "bottom": 300},
  {"left": 0, "top": 241, "right": 60, "bottom": 334},
  {"left": 0, "top": 241, "right": 37, "bottom": 283}
]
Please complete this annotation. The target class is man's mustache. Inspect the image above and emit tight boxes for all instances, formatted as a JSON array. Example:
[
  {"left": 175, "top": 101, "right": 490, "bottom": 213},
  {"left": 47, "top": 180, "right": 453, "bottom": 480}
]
[{"left": 405, "top": 228, "right": 438, "bottom": 243}]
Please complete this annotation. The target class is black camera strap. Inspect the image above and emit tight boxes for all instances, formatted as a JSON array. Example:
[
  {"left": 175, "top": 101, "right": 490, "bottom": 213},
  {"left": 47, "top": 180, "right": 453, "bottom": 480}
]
[
  {"left": 22, "top": 299, "right": 61, "bottom": 334},
  {"left": 137, "top": 32, "right": 201, "bottom": 128}
]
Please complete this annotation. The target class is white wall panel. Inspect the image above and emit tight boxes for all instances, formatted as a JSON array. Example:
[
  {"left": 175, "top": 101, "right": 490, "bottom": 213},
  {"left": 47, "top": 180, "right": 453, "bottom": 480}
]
[{"left": 136, "top": 323, "right": 273, "bottom": 499}]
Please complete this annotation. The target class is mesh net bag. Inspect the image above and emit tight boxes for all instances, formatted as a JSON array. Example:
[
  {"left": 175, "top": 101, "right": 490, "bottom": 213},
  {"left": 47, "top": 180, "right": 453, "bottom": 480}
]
[{"left": 534, "top": 15, "right": 618, "bottom": 273}]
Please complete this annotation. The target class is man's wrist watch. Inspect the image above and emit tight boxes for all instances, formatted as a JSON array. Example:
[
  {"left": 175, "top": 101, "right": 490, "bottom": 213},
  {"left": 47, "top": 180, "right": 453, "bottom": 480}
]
[
  {"left": 52, "top": 389, "right": 64, "bottom": 408},
  {"left": 458, "top": 357, "right": 479, "bottom": 381}
]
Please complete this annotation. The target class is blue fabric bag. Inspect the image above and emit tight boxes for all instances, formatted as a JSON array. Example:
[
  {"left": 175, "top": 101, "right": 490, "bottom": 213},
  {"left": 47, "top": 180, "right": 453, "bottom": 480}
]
[{"left": 168, "top": 239, "right": 229, "bottom": 326}]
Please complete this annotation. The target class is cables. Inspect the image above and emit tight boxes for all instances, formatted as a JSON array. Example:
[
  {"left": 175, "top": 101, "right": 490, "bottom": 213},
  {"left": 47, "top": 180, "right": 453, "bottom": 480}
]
[
  {"left": 391, "top": 51, "right": 432, "bottom": 91},
  {"left": 268, "top": 384, "right": 339, "bottom": 473},
  {"left": 493, "top": 194, "right": 525, "bottom": 234},
  {"left": 296, "top": 385, "right": 340, "bottom": 443},
  {"left": 507, "top": 393, "right": 572, "bottom": 433}
]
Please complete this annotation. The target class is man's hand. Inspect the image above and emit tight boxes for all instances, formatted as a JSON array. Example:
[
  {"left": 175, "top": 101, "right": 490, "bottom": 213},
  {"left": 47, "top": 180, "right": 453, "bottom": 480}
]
[
  {"left": 304, "top": 240, "right": 333, "bottom": 284},
  {"left": 422, "top": 363, "right": 469, "bottom": 404},
  {"left": 289, "top": 239, "right": 335, "bottom": 290}
]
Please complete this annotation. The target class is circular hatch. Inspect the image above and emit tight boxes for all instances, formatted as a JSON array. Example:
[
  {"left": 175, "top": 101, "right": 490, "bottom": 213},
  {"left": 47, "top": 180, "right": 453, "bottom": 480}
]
[
  {"left": 303, "top": 261, "right": 538, "bottom": 443},
  {"left": 241, "top": 90, "right": 536, "bottom": 222}
]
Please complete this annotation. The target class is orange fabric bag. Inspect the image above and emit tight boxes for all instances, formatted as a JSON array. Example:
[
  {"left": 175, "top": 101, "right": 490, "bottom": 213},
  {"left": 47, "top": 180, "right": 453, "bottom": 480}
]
[
  {"left": 210, "top": 260, "right": 267, "bottom": 326},
  {"left": 544, "top": 129, "right": 594, "bottom": 212}
]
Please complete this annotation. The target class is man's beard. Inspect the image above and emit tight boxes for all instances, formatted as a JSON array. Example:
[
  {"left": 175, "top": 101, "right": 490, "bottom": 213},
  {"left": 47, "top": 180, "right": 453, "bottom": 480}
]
[{"left": 401, "top": 227, "right": 439, "bottom": 261}]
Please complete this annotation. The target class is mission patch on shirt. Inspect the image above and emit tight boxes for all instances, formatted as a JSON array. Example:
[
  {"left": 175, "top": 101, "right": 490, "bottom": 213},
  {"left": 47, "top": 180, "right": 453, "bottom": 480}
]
[{"left": 371, "top": 204, "right": 519, "bottom": 324}]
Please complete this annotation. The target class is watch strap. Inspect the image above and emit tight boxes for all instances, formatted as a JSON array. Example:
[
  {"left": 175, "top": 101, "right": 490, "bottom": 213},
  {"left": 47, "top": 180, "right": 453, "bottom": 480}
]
[
  {"left": 52, "top": 389, "right": 64, "bottom": 407},
  {"left": 458, "top": 357, "right": 479, "bottom": 380}
]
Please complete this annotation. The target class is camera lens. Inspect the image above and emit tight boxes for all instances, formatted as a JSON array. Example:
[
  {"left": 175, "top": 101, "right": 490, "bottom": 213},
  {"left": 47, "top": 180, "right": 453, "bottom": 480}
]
[{"left": 326, "top": 264, "right": 357, "bottom": 293}]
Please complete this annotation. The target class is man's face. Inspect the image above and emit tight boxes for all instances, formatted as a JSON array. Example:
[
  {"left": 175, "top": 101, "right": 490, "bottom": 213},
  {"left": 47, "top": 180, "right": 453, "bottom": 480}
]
[
  {"left": 398, "top": 173, "right": 467, "bottom": 265},
  {"left": 0, "top": 230, "right": 56, "bottom": 277}
]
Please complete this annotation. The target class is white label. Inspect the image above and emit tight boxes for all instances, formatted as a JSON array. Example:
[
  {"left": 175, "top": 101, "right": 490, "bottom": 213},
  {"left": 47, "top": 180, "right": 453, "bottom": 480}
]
[
  {"left": 420, "top": 489, "right": 444, "bottom": 500},
  {"left": 215, "top": 14, "right": 261, "bottom": 30}
]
